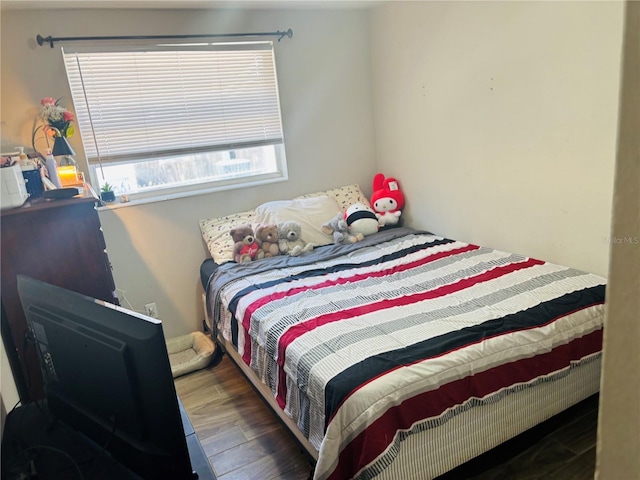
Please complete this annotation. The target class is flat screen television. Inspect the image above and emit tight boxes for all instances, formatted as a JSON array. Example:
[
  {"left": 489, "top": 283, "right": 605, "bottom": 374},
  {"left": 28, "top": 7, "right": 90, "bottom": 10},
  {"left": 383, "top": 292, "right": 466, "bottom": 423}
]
[{"left": 17, "top": 275, "right": 197, "bottom": 479}]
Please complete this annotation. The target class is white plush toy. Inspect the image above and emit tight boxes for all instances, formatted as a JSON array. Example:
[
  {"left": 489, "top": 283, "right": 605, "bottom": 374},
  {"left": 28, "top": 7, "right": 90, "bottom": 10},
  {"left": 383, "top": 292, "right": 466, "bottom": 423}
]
[
  {"left": 345, "top": 203, "right": 379, "bottom": 238},
  {"left": 277, "top": 221, "right": 314, "bottom": 256}
]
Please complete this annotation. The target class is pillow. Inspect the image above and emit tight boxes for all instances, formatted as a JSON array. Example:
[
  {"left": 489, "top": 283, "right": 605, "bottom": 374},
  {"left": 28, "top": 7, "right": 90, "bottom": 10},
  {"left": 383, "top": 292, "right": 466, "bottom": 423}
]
[
  {"left": 255, "top": 195, "right": 341, "bottom": 247},
  {"left": 296, "top": 184, "right": 371, "bottom": 212},
  {"left": 199, "top": 185, "right": 368, "bottom": 262},
  {"left": 199, "top": 210, "right": 257, "bottom": 264}
]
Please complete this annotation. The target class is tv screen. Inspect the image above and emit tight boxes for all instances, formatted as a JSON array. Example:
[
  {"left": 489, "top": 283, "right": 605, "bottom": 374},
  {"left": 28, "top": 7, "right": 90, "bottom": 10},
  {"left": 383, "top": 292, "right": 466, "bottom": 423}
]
[{"left": 17, "top": 275, "right": 196, "bottom": 479}]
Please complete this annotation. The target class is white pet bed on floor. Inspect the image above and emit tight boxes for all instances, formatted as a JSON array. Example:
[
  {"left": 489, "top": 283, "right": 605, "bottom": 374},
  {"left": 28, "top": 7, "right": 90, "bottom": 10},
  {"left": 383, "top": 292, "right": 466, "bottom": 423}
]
[{"left": 166, "top": 331, "right": 216, "bottom": 378}]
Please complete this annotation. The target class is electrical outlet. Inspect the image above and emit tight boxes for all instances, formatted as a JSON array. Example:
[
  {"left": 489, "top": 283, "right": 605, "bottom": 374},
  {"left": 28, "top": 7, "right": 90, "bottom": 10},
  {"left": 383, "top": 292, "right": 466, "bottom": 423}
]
[{"left": 145, "top": 302, "right": 158, "bottom": 318}]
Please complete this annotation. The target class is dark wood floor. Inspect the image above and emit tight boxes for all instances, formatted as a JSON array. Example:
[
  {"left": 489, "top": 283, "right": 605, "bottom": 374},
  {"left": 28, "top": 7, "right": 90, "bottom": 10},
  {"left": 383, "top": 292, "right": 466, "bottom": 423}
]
[{"left": 174, "top": 354, "right": 599, "bottom": 480}]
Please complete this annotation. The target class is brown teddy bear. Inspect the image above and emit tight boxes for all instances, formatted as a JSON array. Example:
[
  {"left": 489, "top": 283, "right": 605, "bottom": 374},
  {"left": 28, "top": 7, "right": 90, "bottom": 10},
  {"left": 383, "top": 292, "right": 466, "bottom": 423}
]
[
  {"left": 255, "top": 224, "right": 280, "bottom": 258},
  {"left": 230, "top": 225, "right": 264, "bottom": 263}
]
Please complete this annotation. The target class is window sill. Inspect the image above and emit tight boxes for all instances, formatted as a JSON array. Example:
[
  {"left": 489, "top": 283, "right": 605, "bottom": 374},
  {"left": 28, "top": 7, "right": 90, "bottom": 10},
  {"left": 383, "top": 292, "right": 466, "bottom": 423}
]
[{"left": 96, "top": 175, "right": 287, "bottom": 211}]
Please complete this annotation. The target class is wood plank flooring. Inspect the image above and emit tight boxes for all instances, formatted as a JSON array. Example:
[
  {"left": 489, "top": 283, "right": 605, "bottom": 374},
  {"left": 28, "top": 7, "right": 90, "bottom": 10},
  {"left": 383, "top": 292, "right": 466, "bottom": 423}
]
[
  {"left": 174, "top": 355, "right": 311, "bottom": 480},
  {"left": 174, "top": 354, "right": 599, "bottom": 480}
]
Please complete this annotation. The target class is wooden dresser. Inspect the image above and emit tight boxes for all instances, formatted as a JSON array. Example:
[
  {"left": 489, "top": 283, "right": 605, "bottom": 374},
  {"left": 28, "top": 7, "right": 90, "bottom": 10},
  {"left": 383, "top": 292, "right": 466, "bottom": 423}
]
[{"left": 1, "top": 187, "right": 118, "bottom": 402}]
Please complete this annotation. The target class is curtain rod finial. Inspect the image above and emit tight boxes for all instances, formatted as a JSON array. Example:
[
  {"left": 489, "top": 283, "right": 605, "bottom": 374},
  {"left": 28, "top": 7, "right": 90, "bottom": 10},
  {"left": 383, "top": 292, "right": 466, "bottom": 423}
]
[
  {"left": 36, "top": 34, "right": 54, "bottom": 48},
  {"left": 278, "top": 29, "right": 293, "bottom": 42}
]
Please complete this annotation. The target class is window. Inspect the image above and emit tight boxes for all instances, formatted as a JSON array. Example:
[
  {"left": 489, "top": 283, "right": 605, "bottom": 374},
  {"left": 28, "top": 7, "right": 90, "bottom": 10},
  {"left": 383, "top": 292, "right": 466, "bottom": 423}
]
[{"left": 63, "top": 41, "right": 287, "bottom": 201}]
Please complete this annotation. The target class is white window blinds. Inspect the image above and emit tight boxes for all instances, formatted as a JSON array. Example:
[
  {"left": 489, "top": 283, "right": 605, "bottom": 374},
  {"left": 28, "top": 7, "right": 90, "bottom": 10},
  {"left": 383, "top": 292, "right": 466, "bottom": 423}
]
[{"left": 62, "top": 42, "right": 284, "bottom": 166}]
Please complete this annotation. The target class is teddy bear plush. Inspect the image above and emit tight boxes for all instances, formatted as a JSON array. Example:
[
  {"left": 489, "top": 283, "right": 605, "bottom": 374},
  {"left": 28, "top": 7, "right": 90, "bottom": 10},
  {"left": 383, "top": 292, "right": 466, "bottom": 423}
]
[
  {"left": 277, "top": 221, "right": 314, "bottom": 256},
  {"left": 230, "top": 225, "right": 264, "bottom": 263},
  {"left": 255, "top": 223, "right": 280, "bottom": 258},
  {"left": 345, "top": 202, "right": 379, "bottom": 238},
  {"left": 371, "top": 173, "right": 405, "bottom": 227},
  {"left": 321, "top": 213, "right": 364, "bottom": 245}
]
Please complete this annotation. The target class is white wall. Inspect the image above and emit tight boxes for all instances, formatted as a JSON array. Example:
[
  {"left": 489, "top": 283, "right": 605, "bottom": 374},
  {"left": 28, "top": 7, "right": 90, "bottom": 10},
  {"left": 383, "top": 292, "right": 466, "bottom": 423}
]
[
  {"left": 1, "top": 341, "right": 20, "bottom": 420},
  {"left": 1, "top": 7, "right": 376, "bottom": 338},
  {"left": 370, "top": 1, "right": 624, "bottom": 277},
  {"left": 596, "top": 2, "right": 640, "bottom": 477},
  {"left": 1, "top": 340, "right": 18, "bottom": 440}
]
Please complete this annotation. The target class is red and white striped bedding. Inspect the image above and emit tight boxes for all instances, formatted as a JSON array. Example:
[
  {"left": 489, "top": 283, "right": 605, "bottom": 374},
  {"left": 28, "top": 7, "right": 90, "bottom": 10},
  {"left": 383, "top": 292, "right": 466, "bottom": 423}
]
[{"left": 208, "top": 228, "right": 606, "bottom": 479}]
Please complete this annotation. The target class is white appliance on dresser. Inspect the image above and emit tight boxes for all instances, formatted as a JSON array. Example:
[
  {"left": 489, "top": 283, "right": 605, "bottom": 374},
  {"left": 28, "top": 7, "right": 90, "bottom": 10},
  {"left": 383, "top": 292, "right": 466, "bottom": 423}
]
[{"left": 1, "top": 164, "right": 29, "bottom": 210}]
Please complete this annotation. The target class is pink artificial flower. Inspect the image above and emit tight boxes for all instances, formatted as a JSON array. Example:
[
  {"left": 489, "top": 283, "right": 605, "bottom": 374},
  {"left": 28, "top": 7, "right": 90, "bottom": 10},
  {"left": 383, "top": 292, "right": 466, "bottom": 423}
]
[
  {"left": 63, "top": 111, "right": 75, "bottom": 122},
  {"left": 41, "top": 97, "right": 56, "bottom": 106}
]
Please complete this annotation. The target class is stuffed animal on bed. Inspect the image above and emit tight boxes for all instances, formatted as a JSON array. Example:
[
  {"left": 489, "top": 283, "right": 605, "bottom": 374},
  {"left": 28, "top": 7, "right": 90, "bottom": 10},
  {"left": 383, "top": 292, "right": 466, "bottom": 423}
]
[
  {"left": 277, "top": 221, "right": 314, "bottom": 256},
  {"left": 230, "top": 225, "right": 264, "bottom": 263},
  {"left": 322, "top": 213, "right": 364, "bottom": 245},
  {"left": 255, "top": 223, "right": 280, "bottom": 258},
  {"left": 371, "top": 173, "right": 405, "bottom": 227},
  {"left": 345, "top": 203, "right": 379, "bottom": 238}
]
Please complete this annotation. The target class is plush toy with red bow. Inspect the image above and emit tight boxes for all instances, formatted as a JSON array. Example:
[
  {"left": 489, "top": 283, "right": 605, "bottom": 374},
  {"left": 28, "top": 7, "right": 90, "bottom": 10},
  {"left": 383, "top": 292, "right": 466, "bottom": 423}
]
[
  {"left": 371, "top": 173, "right": 405, "bottom": 227},
  {"left": 230, "top": 225, "right": 264, "bottom": 263}
]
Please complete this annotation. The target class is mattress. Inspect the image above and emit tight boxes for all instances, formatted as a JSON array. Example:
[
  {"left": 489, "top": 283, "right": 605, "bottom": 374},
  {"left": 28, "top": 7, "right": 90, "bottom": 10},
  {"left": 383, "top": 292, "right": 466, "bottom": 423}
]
[
  {"left": 200, "top": 258, "right": 218, "bottom": 292},
  {"left": 206, "top": 228, "right": 606, "bottom": 479}
]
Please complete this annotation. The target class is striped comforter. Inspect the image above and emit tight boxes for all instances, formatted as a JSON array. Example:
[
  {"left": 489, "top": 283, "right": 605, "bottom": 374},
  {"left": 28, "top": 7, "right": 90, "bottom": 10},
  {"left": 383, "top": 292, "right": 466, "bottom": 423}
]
[{"left": 208, "top": 228, "right": 606, "bottom": 479}]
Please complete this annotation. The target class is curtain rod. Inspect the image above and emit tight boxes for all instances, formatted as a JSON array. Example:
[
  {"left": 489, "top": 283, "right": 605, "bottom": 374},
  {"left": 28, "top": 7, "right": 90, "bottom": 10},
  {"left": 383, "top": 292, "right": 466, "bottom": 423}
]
[{"left": 36, "top": 28, "right": 293, "bottom": 48}]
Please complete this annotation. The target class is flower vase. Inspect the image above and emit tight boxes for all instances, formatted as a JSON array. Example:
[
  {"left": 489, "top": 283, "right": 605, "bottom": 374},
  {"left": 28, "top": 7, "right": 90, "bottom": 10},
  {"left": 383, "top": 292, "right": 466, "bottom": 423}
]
[{"left": 45, "top": 150, "right": 61, "bottom": 188}]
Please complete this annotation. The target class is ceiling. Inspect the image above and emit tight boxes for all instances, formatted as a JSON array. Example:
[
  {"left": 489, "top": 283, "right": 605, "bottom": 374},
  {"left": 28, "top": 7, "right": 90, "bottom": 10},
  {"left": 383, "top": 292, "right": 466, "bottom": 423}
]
[{"left": 1, "top": 0, "right": 384, "bottom": 10}]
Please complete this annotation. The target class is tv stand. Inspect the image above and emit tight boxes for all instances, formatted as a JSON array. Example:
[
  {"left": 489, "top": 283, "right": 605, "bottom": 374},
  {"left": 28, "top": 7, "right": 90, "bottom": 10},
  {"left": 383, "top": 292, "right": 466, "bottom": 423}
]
[
  {"left": 180, "top": 399, "right": 215, "bottom": 480},
  {"left": 1, "top": 397, "right": 216, "bottom": 480}
]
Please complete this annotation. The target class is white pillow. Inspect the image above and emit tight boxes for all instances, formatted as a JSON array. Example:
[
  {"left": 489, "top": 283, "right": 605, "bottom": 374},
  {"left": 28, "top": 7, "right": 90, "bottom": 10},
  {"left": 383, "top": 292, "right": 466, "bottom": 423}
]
[
  {"left": 295, "top": 184, "right": 371, "bottom": 212},
  {"left": 199, "top": 184, "right": 369, "bottom": 262},
  {"left": 255, "top": 195, "right": 341, "bottom": 247}
]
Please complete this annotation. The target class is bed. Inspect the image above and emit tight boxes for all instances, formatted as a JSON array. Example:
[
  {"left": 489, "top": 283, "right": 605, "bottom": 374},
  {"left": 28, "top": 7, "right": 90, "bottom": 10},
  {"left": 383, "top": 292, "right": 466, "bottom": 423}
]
[{"left": 199, "top": 185, "right": 606, "bottom": 480}]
